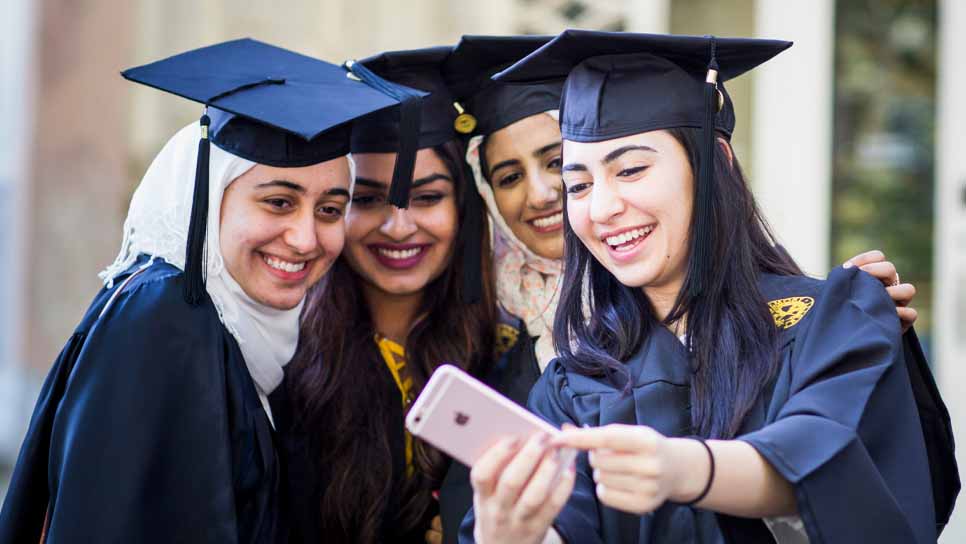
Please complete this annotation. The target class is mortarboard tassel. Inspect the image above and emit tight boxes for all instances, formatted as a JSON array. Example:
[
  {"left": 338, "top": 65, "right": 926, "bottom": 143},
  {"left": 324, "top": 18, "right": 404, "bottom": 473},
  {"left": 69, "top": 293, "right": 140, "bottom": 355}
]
[
  {"left": 183, "top": 111, "right": 211, "bottom": 305},
  {"left": 345, "top": 60, "right": 423, "bottom": 208},
  {"left": 460, "top": 161, "right": 484, "bottom": 304},
  {"left": 690, "top": 37, "right": 720, "bottom": 299}
]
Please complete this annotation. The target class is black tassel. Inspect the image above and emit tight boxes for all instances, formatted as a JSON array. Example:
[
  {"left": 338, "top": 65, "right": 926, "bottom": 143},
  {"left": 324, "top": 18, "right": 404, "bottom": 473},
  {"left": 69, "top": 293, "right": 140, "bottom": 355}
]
[
  {"left": 183, "top": 112, "right": 211, "bottom": 305},
  {"left": 690, "top": 38, "right": 719, "bottom": 299},
  {"left": 344, "top": 60, "right": 423, "bottom": 208},
  {"left": 460, "top": 161, "right": 484, "bottom": 304}
]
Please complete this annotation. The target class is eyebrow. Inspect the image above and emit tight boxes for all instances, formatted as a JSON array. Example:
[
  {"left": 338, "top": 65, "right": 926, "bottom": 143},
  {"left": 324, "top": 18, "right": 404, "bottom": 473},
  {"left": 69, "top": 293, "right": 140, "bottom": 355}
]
[
  {"left": 256, "top": 180, "right": 305, "bottom": 193},
  {"left": 488, "top": 159, "right": 521, "bottom": 177},
  {"left": 602, "top": 145, "right": 658, "bottom": 165},
  {"left": 533, "top": 141, "right": 562, "bottom": 158},
  {"left": 561, "top": 163, "right": 587, "bottom": 173}
]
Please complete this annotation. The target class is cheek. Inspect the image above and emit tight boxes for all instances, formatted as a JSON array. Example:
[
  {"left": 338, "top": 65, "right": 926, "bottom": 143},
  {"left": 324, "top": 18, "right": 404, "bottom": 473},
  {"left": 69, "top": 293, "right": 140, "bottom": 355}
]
[
  {"left": 317, "top": 223, "right": 346, "bottom": 256},
  {"left": 345, "top": 210, "right": 380, "bottom": 246},
  {"left": 422, "top": 202, "right": 459, "bottom": 245},
  {"left": 566, "top": 199, "right": 593, "bottom": 244},
  {"left": 492, "top": 186, "right": 524, "bottom": 223}
]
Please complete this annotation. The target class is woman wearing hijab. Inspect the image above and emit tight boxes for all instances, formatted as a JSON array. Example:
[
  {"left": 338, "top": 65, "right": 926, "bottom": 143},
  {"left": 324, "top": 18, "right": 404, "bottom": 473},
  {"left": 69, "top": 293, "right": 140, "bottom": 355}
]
[
  {"left": 0, "top": 39, "right": 418, "bottom": 544},
  {"left": 463, "top": 31, "right": 952, "bottom": 544}
]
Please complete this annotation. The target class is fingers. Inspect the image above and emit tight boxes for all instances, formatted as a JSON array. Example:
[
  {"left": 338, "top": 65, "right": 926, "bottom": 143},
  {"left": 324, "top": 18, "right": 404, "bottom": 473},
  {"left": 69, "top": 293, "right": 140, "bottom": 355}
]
[
  {"left": 886, "top": 283, "right": 916, "bottom": 307},
  {"left": 857, "top": 261, "right": 898, "bottom": 286},
  {"left": 471, "top": 437, "right": 521, "bottom": 497},
  {"left": 596, "top": 482, "right": 660, "bottom": 514},
  {"left": 588, "top": 449, "right": 660, "bottom": 476},
  {"left": 843, "top": 249, "right": 885, "bottom": 268},
  {"left": 897, "top": 306, "right": 918, "bottom": 332},
  {"left": 513, "top": 447, "right": 562, "bottom": 520},
  {"left": 431, "top": 515, "right": 442, "bottom": 532},
  {"left": 553, "top": 424, "right": 659, "bottom": 453},
  {"left": 543, "top": 457, "right": 577, "bottom": 519},
  {"left": 495, "top": 434, "right": 550, "bottom": 509}
]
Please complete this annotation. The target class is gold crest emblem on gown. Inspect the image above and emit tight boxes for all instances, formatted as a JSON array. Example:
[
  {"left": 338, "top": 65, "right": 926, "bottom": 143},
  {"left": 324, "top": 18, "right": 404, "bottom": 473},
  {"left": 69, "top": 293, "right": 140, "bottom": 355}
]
[
  {"left": 495, "top": 323, "right": 520, "bottom": 357},
  {"left": 768, "top": 297, "right": 815, "bottom": 330}
]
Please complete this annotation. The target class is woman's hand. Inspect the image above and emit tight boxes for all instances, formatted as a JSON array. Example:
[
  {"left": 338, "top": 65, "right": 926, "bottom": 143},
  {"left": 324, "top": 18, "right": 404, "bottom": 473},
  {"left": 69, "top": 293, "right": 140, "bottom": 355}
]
[
  {"left": 552, "top": 424, "right": 710, "bottom": 515},
  {"left": 843, "top": 250, "right": 917, "bottom": 332},
  {"left": 470, "top": 434, "right": 576, "bottom": 544},
  {"left": 425, "top": 515, "right": 442, "bottom": 544}
]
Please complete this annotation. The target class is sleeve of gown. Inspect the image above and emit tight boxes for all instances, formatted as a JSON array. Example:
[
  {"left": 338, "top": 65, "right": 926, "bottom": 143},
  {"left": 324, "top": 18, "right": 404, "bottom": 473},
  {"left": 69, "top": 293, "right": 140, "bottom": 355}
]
[
  {"left": 44, "top": 277, "right": 239, "bottom": 543},
  {"left": 459, "top": 363, "right": 604, "bottom": 544},
  {"left": 739, "top": 267, "right": 937, "bottom": 544}
]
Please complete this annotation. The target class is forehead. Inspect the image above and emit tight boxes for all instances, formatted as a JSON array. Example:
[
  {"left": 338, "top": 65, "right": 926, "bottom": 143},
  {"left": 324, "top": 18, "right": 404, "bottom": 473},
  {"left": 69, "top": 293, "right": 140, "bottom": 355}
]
[
  {"left": 243, "top": 156, "right": 352, "bottom": 193},
  {"left": 487, "top": 112, "right": 561, "bottom": 151},
  {"left": 562, "top": 130, "right": 674, "bottom": 164},
  {"left": 353, "top": 148, "right": 449, "bottom": 181}
]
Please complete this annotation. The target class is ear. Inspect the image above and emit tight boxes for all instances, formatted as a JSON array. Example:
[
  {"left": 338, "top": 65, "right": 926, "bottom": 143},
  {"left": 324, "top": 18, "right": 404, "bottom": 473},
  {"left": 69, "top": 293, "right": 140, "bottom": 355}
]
[{"left": 716, "top": 136, "right": 735, "bottom": 169}]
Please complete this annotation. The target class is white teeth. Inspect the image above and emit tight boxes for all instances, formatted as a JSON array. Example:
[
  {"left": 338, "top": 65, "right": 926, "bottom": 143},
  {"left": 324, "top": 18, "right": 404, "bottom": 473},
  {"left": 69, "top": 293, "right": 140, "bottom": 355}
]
[
  {"left": 263, "top": 255, "right": 306, "bottom": 273},
  {"left": 377, "top": 247, "right": 423, "bottom": 260},
  {"left": 605, "top": 226, "right": 654, "bottom": 247},
  {"left": 531, "top": 212, "right": 563, "bottom": 229}
]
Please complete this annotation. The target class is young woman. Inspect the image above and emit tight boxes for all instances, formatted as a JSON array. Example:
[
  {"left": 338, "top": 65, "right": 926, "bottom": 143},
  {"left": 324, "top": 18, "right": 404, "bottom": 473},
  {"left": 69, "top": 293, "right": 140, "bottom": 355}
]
[
  {"left": 447, "top": 34, "right": 919, "bottom": 375},
  {"left": 441, "top": 34, "right": 928, "bottom": 543},
  {"left": 277, "top": 47, "right": 508, "bottom": 544},
  {"left": 464, "top": 31, "right": 946, "bottom": 543},
  {"left": 0, "top": 40, "right": 412, "bottom": 543}
]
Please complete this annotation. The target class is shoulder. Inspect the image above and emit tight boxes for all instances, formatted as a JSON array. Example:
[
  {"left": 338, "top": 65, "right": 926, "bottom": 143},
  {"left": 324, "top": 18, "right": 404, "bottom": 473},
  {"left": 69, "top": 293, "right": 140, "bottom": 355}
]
[{"left": 759, "top": 268, "right": 897, "bottom": 336}]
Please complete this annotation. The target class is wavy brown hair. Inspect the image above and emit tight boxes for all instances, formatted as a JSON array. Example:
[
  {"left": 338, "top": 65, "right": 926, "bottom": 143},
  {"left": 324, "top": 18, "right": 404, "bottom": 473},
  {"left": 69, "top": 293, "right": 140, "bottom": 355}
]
[{"left": 287, "top": 139, "right": 497, "bottom": 543}]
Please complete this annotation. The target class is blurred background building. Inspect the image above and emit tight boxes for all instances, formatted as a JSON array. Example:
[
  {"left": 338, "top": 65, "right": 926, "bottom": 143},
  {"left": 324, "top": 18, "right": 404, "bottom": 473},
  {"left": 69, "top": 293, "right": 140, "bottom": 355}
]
[{"left": 1, "top": 0, "right": 964, "bottom": 539}]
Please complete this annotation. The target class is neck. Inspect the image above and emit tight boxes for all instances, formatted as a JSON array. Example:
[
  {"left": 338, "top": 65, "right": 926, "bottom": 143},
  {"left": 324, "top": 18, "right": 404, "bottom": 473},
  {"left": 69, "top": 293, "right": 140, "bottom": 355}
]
[
  {"left": 643, "top": 279, "right": 686, "bottom": 334},
  {"left": 362, "top": 282, "right": 423, "bottom": 345}
]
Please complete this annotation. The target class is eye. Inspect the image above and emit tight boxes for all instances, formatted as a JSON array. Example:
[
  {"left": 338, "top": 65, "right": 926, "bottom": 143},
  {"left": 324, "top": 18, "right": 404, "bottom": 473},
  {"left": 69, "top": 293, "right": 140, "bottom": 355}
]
[
  {"left": 317, "top": 205, "right": 344, "bottom": 219},
  {"left": 546, "top": 157, "right": 562, "bottom": 170},
  {"left": 617, "top": 166, "right": 648, "bottom": 178},
  {"left": 351, "top": 194, "right": 384, "bottom": 208},
  {"left": 497, "top": 172, "right": 523, "bottom": 188},
  {"left": 566, "top": 182, "right": 592, "bottom": 194},
  {"left": 265, "top": 197, "right": 293, "bottom": 210},
  {"left": 411, "top": 192, "right": 445, "bottom": 206}
]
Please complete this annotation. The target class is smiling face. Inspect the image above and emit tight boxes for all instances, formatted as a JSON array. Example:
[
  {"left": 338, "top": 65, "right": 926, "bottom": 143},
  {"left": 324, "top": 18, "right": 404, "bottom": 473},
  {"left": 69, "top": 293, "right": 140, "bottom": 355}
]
[
  {"left": 562, "top": 130, "right": 694, "bottom": 298},
  {"left": 483, "top": 113, "right": 564, "bottom": 259},
  {"left": 219, "top": 157, "right": 352, "bottom": 310},
  {"left": 343, "top": 148, "right": 459, "bottom": 297}
]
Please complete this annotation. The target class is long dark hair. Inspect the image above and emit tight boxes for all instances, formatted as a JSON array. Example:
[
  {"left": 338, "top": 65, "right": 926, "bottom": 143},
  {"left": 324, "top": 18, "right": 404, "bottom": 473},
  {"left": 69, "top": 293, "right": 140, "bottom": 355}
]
[
  {"left": 288, "top": 140, "right": 497, "bottom": 542},
  {"left": 553, "top": 127, "right": 801, "bottom": 439}
]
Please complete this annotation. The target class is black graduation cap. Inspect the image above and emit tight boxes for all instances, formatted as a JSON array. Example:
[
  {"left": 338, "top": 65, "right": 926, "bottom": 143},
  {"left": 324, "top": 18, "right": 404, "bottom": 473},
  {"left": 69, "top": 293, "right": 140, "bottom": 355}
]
[
  {"left": 122, "top": 38, "right": 426, "bottom": 305},
  {"left": 495, "top": 30, "right": 792, "bottom": 297},
  {"left": 444, "top": 35, "right": 563, "bottom": 137},
  {"left": 348, "top": 45, "right": 485, "bottom": 304}
]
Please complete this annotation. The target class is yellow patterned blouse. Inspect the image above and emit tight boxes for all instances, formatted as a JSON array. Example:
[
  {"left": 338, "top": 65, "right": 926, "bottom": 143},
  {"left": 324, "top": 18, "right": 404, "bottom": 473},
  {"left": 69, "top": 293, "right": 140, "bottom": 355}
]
[{"left": 375, "top": 334, "right": 415, "bottom": 476}]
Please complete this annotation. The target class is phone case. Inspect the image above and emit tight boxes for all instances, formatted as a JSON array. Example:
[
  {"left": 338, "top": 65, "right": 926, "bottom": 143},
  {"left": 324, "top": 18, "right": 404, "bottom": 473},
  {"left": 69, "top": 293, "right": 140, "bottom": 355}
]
[{"left": 405, "top": 364, "right": 561, "bottom": 467}]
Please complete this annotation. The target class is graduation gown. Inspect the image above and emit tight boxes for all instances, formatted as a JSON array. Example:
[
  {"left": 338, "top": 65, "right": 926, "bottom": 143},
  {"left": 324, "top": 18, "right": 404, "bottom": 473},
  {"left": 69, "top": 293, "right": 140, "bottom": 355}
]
[
  {"left": 460, "top": 267, "right": 944, "bottom": 543},
  {"left": 438, "top": 316, "right": 543, "bottom": 544},
  {"left": 0, "top": 259, "right": 284, "bottom": 544}
]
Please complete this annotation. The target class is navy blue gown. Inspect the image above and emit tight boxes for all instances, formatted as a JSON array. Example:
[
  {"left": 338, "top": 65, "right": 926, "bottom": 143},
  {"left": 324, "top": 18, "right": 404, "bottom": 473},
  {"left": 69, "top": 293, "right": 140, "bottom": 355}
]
[
  {"left": 0, "top": 258, "right": 284, "bottom": 544},
  {"left": 462, "top": 267, "right": 945, "bottom": 544}
]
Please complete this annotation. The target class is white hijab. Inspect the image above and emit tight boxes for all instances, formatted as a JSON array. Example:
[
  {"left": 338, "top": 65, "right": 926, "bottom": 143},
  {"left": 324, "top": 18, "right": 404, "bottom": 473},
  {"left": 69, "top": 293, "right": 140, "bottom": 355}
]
[
  {"left": 465, "top": 111, "right": 563, "bottom": 369},
  {"left": 100, "top": 122, "right": 308, "bottom": 399}
]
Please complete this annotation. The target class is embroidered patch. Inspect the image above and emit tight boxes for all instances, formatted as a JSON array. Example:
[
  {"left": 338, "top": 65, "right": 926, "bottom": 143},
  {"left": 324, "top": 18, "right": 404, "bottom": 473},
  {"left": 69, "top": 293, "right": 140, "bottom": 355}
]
[
  {"left": 495, "top": 323, "right": 521, "bottom": 357},
  {"left": 767, "top": 297, "right": 815, "bottom": 330}
]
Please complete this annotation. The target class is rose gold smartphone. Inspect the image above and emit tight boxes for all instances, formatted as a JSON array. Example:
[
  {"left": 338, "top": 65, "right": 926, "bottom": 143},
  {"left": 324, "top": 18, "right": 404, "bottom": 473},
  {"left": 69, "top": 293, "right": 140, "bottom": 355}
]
[{"left": 406, "top": 364, "right": 574, "bottom": 467}]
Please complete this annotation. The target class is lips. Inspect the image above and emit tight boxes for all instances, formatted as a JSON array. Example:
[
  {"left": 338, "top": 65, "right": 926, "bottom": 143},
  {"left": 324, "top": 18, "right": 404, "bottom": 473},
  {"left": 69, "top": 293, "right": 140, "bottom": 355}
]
[
  {"left": 527, "top": 211, "right": 564, "bottom": 233},
  {"left": 261, "top": 252, "right": 311, "bottom": 281},
  {"left": 598, "top": 225, "right": 655, "bottom": 262},
  {"left": 368, "top": 243, "right": 431, "bottom": 270}
]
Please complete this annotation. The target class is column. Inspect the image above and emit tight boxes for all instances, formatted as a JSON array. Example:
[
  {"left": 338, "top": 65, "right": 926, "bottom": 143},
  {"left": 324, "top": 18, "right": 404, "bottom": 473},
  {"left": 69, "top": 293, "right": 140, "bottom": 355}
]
[
  {"left": 935, "top": 0, "right": 966, "bottom": 541},
  {"left": 752, "top": 0, "right": 835, "bottom": 275}
]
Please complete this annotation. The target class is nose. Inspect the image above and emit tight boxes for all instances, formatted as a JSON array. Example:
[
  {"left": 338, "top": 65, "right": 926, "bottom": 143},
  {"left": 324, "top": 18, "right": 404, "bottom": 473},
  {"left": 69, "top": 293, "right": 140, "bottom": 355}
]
[
  {"left": 380, "top": 206, "right": 418, "bottom": 240},
  {"left": 526, "top": 169, "right": 562, "bottom": 210},
  {"left": 588, "top": 178, "right": 624, "bottom": 224},
  {"left": 283, "top": 208, "right": 321, "bottom": 255}
]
